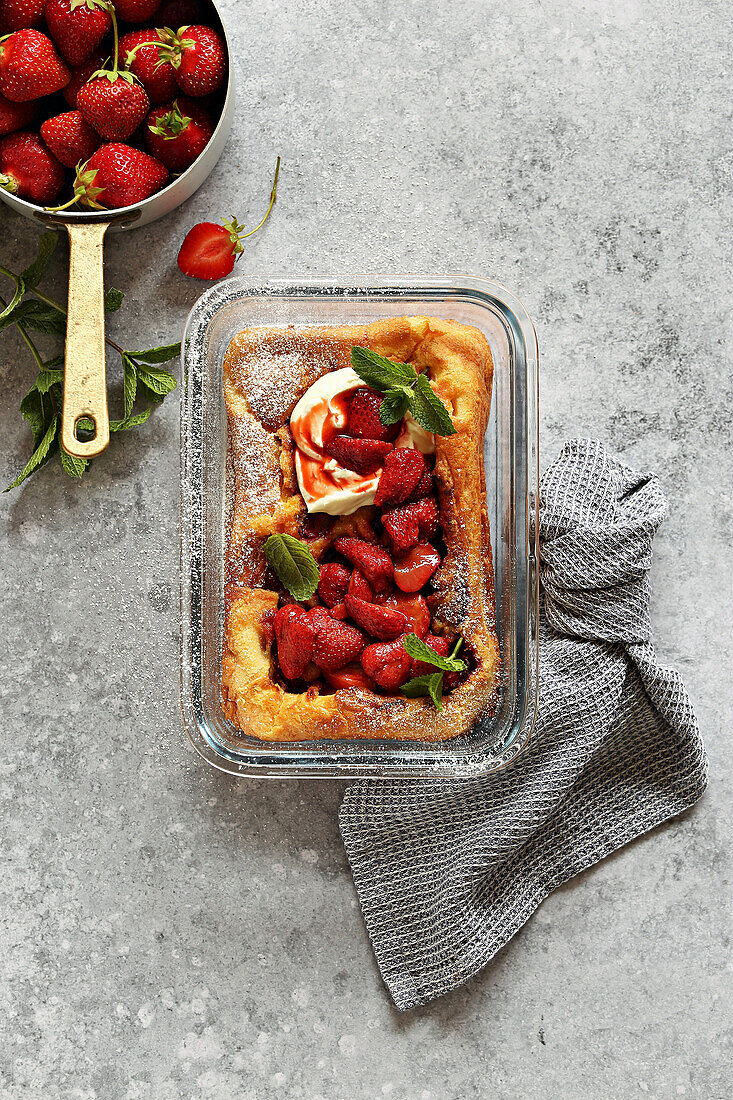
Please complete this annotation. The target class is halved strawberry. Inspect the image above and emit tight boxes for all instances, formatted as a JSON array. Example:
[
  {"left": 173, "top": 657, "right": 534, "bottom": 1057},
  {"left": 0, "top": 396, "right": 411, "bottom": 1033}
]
[
  {"left": 393, "top": 542, "right": 441, "bottom": 593},
  {"left": 273, "top": 604, "right": 317, "bottom": 680},
  {"left": 334, "top": 536, "right": 393, "bottom": 593},
  {"left": 312, "top": 616, "right": 366, "bottom": 671},
  {"left": 346, "top": 387, "right": 401, "bottom": 442},
  {"left": 384, "top": 592, "right": 430, "bottom": 637},
  {"left": 323, "top": 434, "right": 392, "bottom": 475},
  {"left": 317, "top": 561, "right": 350, "bottom": 608},
  {"left": 347, "top": 569, "right": 373, "bottom": 602},
  {"left": 374, "top": 448, "right": 428, "bottom": 508},
  {"left": 361, "top": 635, "right": 413, "bottom": 690},
  {"left": 409, "top": 634, "right": 450, "bottom": 677},
  {"left": 345, "top": 594, "right": 407, "bottom": 640},
  {"left": 323, "top": 663, "right": 375, "bottom": 692}
]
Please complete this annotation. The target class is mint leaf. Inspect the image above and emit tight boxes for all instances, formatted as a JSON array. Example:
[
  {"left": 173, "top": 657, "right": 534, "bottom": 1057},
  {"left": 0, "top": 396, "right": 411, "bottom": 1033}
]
[
  {"left": 20, "top": 300, "right": 66, "bottom": 335},
  {"left": 0, "top": 275, "right": 24, "bottom": 323},
  {"left": 402, "top": 633, "right": 467, "bottom": 672},
  {"left": 129, "top": 342, "right": 181, "bottom": 364},
  {"left": 35, "top": 368, "right": 64, "bottom": 394},
  {"left": 104, "top": 287, "right": 124, "bottom": 313},
  {"left": 19, "top": 388, "right": 46, "bottom": 447},
  {"left": 401, "top": 671, "right": 445, "bottom": 711},
  {"left": 60, "top": 450, "right": 88, "bottom": 479},
  {"left": 408, "top": 374, "right": 456, "bottom": 436},
  {"left": 110, "top": 408, "right": 153, "bottom": 431},
  {"left": 75, "top": 416, "right": 95, "bottom": 433},
  {"left": 122, "top": 355, "right": 137, "bottom": 418},
  {"left": 264, "top": 533, "right": 319, "bottom": 600},
  {"left": 137, "top": 366, "right": 177, "bottom": 396},
  {"left": 21, "top": 232, "right": 58, "bottom": 289},
  {"left": 351, "top": 346, "right": 417, "bottom": 391},
  {"left": 4, "top": 415, "right": 58, "bottom": 492},
  {"left": 378, "top": 388, "right": 411, "bottom": 425}
]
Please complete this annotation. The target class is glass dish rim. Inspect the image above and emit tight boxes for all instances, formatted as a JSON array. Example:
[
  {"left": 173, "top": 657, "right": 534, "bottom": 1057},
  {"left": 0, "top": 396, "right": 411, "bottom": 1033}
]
[{"left": 179, "top": 273, "right": 539, "bottom": 779}]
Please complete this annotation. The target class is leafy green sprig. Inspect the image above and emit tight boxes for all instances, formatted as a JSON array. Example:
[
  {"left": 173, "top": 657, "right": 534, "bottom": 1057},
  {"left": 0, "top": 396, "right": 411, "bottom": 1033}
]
[
  {"left": 263, "top": 533, "right": 320, "bottom": 601},
  {"left": 350, "top": 346, "right": 456, "bottom": 436},
  {"left": 1, "top": 232, "right": 180, "bottom": 492},
  {"left": 400, "top": 634, "right": 467, "bottom": 711}
]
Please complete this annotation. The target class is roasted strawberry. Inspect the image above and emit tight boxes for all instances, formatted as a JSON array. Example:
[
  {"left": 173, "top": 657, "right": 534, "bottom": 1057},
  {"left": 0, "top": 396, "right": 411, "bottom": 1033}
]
[
  {"left": 374, "top": 448, "right": 428, "bottom": 508},
  {"left": 65, "top": 142, "right": 167, "bottom": 208},
  {"left": 273, "top": 604, "right": 317, "bottom": 680},
  {"left": 0, "top": 0, "right": 44, "bottom": 33},
  {"left": 40, "top": 109, "right": 100, "bottom": 167},
  {"left": 112, "top": 0, "right": 161, "bottom": 19},
  {"left": 409, "top": 464, "right": 434, "bottom": 501},
  {"left": 45, "top": 0, "right": 111, "bottom": 67},
  {"left": 63, "top": 49, "right": 105, "bottom": 106},
  {"left": 383, "top": 592, "right": 430, "bottom": 637},
  {"left": 323, "top": 663, "right": 375, "bottom": 692},
  {"left": 0, "top": 92, "right": 34, "bottom": 136},
  {"left": 0, "top": 131, "right": 64, "bottom": 203},
  {"left": 323, "top": 434, "right": 392, "bottom": 475},
  {"left": 345, "top": 595, "right": 407, "bottom": 641},
  {"left": 393, "top": 542, "right": 441, "bottom": 593},
  {"left": 311, "top": 616, "right": 366, "bottom": 671},
  {"left": 119, "top": 28, "right": 177, "bottom": 105},
  {"left": 409, "top": 634, "right": 450, "bottom": 677},
  {"left": 144, "top": 96, "right": 214, "bottom": 171},
  {"left": 333, "top": 536, "right": 393, "bottom": 593},
  {"left": 382, "top": 503, "right": 419, "bottom": 552},
  {"left": 0, "top": 29, "right": 70, "bottom": 102},
  {"left": 347, "top": 569, "right": 373, "bottom": 602},
  {"left": 327, "top": 601, "right": 348, "bottom": 620},
  {"left": 317, "top": 561, "right": 350, "bottom": 608},
  {"left": 347, "top": 386, "right": 401, "bottom": 443},
  {"left": 361, "top": 635, "right": 413, "bottom": 691}
]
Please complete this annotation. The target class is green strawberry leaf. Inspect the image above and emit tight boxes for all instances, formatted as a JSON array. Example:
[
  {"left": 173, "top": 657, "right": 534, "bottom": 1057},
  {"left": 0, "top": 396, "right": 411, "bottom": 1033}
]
[
  {"left": 350, "top": 346, "right": 418, "bottom": 391},
  {"left": 4, "top": 415, "right": 58, "bottom": 492},
  {"left": 408, "top": 373, "right": 456, "bottom": 436},
  {"left": 400, "top": 671, "right": 445, "bottom": 711},
  {"left": 402, "top": 633, "right": 467, "bottom": 672},
  {"left": 21, "top": 232, "right": 58, "bottom": 289},
  {"left": 263, "top": 533, "right": 320, "bottom": 601}
]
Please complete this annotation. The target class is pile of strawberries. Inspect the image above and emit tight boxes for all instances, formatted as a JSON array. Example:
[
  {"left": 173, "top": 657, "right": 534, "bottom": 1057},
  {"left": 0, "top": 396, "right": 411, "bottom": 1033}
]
[
  {"left": 268, "top": 387, "right": 469, "bottom": 696},
  {"left": 0, "top": 0, "right": 226, "bottom": 210}
]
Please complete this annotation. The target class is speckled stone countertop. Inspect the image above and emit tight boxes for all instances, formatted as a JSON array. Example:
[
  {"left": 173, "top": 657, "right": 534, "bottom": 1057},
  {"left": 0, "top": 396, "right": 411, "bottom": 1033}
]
[{"left": 1, "top": 1, "right": 731, "bottom": 1097}]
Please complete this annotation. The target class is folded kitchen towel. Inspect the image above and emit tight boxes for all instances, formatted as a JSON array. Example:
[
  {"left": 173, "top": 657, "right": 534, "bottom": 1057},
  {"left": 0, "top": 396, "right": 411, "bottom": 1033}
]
[{"left": 339, "top": 439, "right": 708, "bottom": 1011}]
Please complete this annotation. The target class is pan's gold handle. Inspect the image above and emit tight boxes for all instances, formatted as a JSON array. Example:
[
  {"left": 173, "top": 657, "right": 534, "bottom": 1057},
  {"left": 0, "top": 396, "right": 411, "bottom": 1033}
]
[{"left": 61, "top": 221, "right": 110, "bottom": 459}]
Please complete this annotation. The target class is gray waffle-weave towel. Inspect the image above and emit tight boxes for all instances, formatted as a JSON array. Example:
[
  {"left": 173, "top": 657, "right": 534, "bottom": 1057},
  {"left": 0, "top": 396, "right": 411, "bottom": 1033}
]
[{"left": 339, "top": 439, "right": 708, "bottom": 1011}]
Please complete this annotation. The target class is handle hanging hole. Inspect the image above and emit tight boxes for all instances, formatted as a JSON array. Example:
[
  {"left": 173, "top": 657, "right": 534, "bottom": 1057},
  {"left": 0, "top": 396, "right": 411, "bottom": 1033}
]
[{"left": 74, "top": 415, "right": 97, "bottom": 443}]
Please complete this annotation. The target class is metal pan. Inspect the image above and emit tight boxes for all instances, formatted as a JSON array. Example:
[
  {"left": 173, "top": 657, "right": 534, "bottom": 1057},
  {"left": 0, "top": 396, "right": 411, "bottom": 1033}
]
[{"left": 0, "top": 3, "right": 233, "bottom": 460}]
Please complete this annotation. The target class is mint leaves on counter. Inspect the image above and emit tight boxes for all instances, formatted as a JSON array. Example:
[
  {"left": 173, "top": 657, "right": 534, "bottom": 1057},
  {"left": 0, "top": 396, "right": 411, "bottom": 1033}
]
[
  {"left": 350, "top": 346, "right": 456, "bottom": 436},
  {"left": 400, "top": 634, "right": 467, "bottom": 712},
  {"left": 2, "top": 231, "right": 180, "bottom": 491},
  {"left": 264, "top": 534, "right": 320, "bottom": 601}
]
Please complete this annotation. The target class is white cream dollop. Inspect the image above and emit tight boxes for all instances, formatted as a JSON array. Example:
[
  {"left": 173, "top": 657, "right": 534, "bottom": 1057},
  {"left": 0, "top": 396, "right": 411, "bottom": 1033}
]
[{"left": 290, "top": 367, "right": 435, "bottom": 515}]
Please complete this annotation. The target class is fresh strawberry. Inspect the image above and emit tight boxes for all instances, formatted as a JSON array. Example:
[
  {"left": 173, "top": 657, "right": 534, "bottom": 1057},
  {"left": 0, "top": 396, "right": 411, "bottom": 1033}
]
[
  {"left": 156, "top": 0, "right": 202, "bottom": 24},
  {"left": 409, "top": 634, "right": 450, "bottom": 677},
  {"left": 347, "top": 386, "right": 401, "bottom": 443},
  {"left": 323, "top": 663, "right": 375, "bottom": 692},
  {"left": 333, "top": 536, "right": 393, "bottom": 593},
  {"left": 347, "top": 569, "right": 373, "bottom": 602},
  {"left": 317, "top": 561, "right": 350, "bottom": 608},
  {"left": 361, "top": 635, "right": 413, "bottom": 691},
  {"left": 166, "top": 24, "right": 226, "bottom": 97},
  {"left": 0, "top": 29, "right": 70, "bottom": 101},
  {"left": 144, "top": 95, "right": 213, "bottom": 171},
  {"left": 273, "top": 604, "right": 317, "bottom": 680},
  {"left": 0, "top": 92, "right": 34, "bottom": 135},
  {"left": 345, "top": 594, "right": 407, "bottom": 640},
  {"left": 393, "top": 542, "right": 441, "bottom": 593},
  {"left": 311, "top": 616, "right": 366, "bottom": 671},
  {"left": 0, "top": 130, "right": 64, "bottom": 202},
  {"left": 324, "top": 434, "right": 392, "bottom": 475},
  {"left": 382, "top": 495, "right": 439, "bottom": 551},
  {"left": 63, "top": 142, "right": 167, "bottom": 208},
  {"left": 0, "top": 0, "right": 44, "bottom": 32},
  {"left": 112, "top": 0, "right": 161, "bottom": 19},
  {"left": 119, "top": 28, "right": 177, "bottom": 104},
  {"left": 78, "top": 69, "right": 150, "bottom": 140},
  {"left": 40, "top": 109, "right": 100, "bottom": 167},
  {"left": 45, "top": 0, "right": 111, "bottom": 67},
  {"left": 383, "top": 592, "right": 430, "bottom": 637},
  {"left": 374, "top": 447, "right": 428, "bottom": 508},
  {"left": 62, "top": 49, "right": 104, "bottom": 106}
]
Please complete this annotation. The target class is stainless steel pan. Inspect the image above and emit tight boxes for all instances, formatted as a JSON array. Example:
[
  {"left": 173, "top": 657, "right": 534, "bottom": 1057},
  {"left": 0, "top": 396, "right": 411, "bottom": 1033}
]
[{"left": 0, "top": 4, "right": 233, "bottom": 459}]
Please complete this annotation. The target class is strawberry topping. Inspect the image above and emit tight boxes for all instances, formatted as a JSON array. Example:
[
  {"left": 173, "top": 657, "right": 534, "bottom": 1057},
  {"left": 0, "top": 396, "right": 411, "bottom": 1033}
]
[
  {"left": 333, "top": 536, "right": 393, "bottom": 593},
  {"left": 361, "top": 635, "right": 413, "bottom": 691},
  {"left": 393, "top": 542, "right": 441, "bottom": 593},
  {"left": 346, "top": 387, "right": 401, "bottom": 442},
  {"left": 323, "top": 434, "right": 393, "bottom": 475},
  {"left": 273, "top": 605, "right": 317, "bottom": 680},
  {"left": 311, "top": 616, "right": 366, "bottom": 671},
  {"left": 384, "top": 592, "right": 430, "bottom": 637},
  {"left": 317, "top": 561, "right": 350, "bottom": 608},
  {"left": 347, "top": 569, "right": 373, "bottom": 602},
  {"left": 374, "top": 448, "right": 428, "bottom": 508},
  {"left": 323, "top": 664, "right": 376, "bottom": 692},
  {"left": 345, "top": 594, "right": 407, "bottom": 640}
]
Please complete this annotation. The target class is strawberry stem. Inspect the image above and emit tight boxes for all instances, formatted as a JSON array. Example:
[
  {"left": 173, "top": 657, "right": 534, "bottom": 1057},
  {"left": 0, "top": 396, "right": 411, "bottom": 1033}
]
[{"left": 238, "top": 157, "right": 281, "bottom": 240}]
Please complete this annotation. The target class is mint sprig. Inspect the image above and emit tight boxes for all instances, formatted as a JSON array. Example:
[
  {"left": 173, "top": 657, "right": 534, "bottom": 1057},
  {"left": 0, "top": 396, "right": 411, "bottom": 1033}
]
[
  {"left": 264, "top": 534, "right": 320, "bottom": 601},
  {"left": 350, "top": 346, "right": 456, "bottom": 436},
  {"left": 399, "top": 635, "right": 467, "bottom": 711},
  {"left": 2, "top": 232, "right": 180, "bottom": 491}
]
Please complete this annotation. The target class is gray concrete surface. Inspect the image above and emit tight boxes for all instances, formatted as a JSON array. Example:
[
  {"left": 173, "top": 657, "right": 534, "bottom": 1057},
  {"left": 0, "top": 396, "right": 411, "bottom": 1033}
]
[{"left": 1, "top": 0, "right": 731, "bottom": 1097}]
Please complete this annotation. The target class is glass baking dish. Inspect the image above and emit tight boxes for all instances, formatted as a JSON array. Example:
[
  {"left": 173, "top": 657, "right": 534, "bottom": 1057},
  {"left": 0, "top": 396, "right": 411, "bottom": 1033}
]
[{"left": 180, "top": 276, "right": 539, "bottom": 778}]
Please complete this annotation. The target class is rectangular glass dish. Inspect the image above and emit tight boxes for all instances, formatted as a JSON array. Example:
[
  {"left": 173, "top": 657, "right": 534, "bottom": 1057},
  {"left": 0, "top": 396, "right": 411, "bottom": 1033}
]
[{"left": 180, "top": 276, "right": 539, "bottom": 778}]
